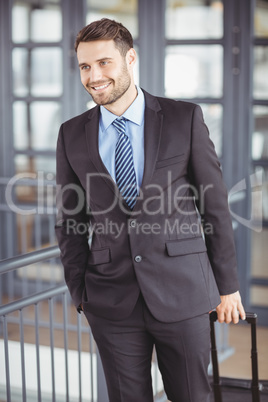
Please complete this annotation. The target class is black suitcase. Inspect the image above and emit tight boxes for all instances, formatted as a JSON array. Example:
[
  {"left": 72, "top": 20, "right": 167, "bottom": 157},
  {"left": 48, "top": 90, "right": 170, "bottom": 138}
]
[{"left": 209, "top": 311, "right": 268, "bottom": 402}]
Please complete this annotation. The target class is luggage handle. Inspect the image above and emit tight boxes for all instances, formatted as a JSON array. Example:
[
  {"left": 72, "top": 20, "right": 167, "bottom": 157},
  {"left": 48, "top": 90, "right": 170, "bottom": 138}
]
[
  {"left": 209, "top": 311, "right": 257, "bottom": 324},
  {"left": 209, "top": 311, "right": 260, "bottom": 402}
]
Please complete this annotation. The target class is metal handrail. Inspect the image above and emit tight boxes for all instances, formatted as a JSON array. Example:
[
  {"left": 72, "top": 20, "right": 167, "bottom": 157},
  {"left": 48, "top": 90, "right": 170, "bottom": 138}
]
[
  {"left": 0, "top": 284, "right": 67, "bottom": 316},
  {"left": 0, "top": 246, "right": 101, "bottom": 402},
  {"left": 0, "top": 246, "right": 164, "bottom": 402},
  {"left": 0, "top": 245, "right": 60, "bottom": 275}
]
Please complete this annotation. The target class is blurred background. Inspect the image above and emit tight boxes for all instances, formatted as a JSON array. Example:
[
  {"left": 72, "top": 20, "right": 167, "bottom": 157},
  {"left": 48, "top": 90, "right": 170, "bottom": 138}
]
[{"left": 0, "top": 0, "right": 267, "bottom": 401}]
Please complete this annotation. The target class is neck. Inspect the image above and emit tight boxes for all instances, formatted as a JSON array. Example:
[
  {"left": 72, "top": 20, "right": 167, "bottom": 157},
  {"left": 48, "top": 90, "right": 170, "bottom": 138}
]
[{"left": 104, "top": 84, "right": 138, "bottom": 116}]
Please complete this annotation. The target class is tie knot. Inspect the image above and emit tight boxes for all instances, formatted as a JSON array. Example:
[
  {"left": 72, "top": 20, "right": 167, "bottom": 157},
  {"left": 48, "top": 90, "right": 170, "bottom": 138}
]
[{"left": 112, "top": 118, "right": 126, "bottom": 135}]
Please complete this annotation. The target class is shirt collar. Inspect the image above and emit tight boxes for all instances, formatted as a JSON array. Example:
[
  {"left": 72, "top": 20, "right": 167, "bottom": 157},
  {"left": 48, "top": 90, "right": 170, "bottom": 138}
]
[{"left": 100, "top": 86, "right": 145, "bottom": 131}]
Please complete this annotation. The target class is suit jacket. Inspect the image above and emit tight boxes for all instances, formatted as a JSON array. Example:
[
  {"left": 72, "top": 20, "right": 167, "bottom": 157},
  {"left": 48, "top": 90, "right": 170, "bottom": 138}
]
[{"left": 55, "top": 89, "right": 240, "bottom": 323}]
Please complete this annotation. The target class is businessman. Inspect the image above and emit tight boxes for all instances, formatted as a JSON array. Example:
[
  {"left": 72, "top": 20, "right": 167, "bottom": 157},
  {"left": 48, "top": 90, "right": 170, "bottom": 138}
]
[{"left": 55, "top": 18, "right": 245, "bottom": 402}]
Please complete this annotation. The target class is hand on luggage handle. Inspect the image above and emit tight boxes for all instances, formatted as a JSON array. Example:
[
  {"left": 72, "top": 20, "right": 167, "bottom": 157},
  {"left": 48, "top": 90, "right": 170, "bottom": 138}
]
[
  {"left": 209, "top": 310, "right": 260, "bottom": 402},
  {"left": 209, "top": 310, "right": 257, "bottom": 324}
]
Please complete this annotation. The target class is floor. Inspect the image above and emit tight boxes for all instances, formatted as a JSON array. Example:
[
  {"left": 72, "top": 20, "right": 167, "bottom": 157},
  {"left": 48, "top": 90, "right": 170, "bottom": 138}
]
[{"left": 219, "top": 322, "right": 268, "bottom": 380}]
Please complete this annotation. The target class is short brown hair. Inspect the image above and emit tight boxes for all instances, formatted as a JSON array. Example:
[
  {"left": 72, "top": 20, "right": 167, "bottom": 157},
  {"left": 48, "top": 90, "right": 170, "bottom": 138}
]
[{"left": 75, "top": 18, "right": 133, "bottom": 56}]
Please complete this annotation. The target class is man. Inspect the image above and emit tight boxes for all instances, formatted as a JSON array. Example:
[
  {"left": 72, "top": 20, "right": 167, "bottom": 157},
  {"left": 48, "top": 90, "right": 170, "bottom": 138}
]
[{"left": 55, "top": 18, "right": 245, "bottom": 402}]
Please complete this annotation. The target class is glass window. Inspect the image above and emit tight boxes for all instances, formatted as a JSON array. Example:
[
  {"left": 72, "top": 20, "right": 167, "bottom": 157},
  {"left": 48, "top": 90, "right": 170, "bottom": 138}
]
[
  {"left": 13, "top": 157, "right": 56, "bottom": 213},
  {"left": 31, "top": 48, "right": 62, "bottom": 96},
  {"left": 30, "top": 102, "right": 61, "bottom": 151},
  {"left": 251, "top": 166, "right": 268, "bottom": 222},
  {"left": 166, "top": 0, "right": 223, "bottom": 39},
  {"left": 255, "top": 0, "right": 268, "bottom": 38},
  {"left": 36, "top": 156, "right": 56, "bottom": 174},
  {"left": 200, "top": 104, "right": 223, "bottom": 158},
  {"left": 250, "top": 285, "right": 268, "bottom": 307},
  {"left": 165, "top": 45, "right": 223, "bottom": 98},
  {"left": 252, "top": 106, "right": 268, "bottom": 160},
  {"left": 12, "top": 2, "right": 62, "bottom": 43},
  {"left": 251, "top": 229, "right": 268, "bottom": 279},
  {"left": 31, "top": 5, "right": 62, "bottom": 42},
  {"left": 86, "top": 0, "right": 138, "bottom": 39},
  {"left": 13, "top": 48, "right": 29, "bottom": 97},
  {"left": 13, "top": 47, "right": 63, "bottom": 97},
  {"left": 254, "top": 47, "right": 268, "bottom": 99},
  {"left": 15, "top": 155, "right": 32, "bottom": 174},
  {"left": 15, "top": 155, "right": 56, "bottom": 175},
  {"left": 13, "top": 102, "right": 61, "bottom": 152},
  {"left": 12, "top": 2, "right": 30, "bottom": 43},
  {"left": 13, "top": 102, "right": 29, "bottom": 150}
]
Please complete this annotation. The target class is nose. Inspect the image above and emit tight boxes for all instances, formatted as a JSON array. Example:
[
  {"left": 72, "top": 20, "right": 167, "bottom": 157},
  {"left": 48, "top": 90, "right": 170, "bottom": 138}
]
[{"left": 88, "top": 65, "right": 103, "bottom": 84}]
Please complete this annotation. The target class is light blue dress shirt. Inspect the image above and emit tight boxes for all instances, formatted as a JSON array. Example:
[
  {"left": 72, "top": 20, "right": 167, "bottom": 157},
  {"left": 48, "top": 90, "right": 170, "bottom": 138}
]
[{"left": 98, "top": 86, "right": 145, "bottom": 190}]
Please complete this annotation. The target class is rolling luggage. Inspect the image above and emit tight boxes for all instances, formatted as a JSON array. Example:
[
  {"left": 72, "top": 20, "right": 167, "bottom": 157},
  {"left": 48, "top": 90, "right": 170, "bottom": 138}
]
[{"left": 209, "top": 311, "right": 268, "bottom": 402}]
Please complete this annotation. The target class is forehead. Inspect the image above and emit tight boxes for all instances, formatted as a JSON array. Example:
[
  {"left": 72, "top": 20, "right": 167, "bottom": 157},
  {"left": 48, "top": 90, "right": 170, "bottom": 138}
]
[{"left": 77, "top": 40, "right": 121, "bottom": 63}]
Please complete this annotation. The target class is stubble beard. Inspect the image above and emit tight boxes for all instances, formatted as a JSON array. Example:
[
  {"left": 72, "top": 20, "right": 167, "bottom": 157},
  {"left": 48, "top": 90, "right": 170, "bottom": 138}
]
[{"left": 86, "top": 63, "right": 131, "bottom": 106}]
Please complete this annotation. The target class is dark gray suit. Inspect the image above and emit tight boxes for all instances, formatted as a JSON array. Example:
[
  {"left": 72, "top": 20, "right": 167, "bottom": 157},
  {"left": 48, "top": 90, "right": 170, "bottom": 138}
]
[{"left": 55, "top": 89, "right": 239, "bottom": 401}]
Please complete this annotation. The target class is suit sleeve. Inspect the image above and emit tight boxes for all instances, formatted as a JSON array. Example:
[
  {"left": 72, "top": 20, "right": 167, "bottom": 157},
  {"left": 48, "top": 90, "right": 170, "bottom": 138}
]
[
  {"left": 55, "top": 124, "right": 89, "bottom": 309},
  {"left": 190, "top": 105, "right": 240, "bottom": 295}
]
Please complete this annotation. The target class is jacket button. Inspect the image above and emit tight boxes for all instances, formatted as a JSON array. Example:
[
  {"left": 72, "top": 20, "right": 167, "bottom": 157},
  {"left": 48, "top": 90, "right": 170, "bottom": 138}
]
[
  {"left": 134, "top": 255, "right": 142, "bottom": 263},
  {"left": 130, "top": 220, "right": 136, "bottom": 228}
]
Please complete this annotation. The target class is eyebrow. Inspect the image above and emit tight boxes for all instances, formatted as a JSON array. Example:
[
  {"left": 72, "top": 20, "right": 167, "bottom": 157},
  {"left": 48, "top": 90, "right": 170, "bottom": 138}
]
[{"left": 78, "top": 57, "right": 113, "bottom": 68}]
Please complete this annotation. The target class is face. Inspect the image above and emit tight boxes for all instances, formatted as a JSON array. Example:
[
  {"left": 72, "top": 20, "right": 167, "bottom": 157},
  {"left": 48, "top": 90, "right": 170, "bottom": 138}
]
[{"left": 77, "top": 40, "right": 136, "bottom": 108}]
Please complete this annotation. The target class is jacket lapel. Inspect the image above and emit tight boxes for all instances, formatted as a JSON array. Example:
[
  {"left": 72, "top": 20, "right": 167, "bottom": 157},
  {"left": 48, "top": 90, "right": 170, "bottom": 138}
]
[
  {"left": 133, "top": 90, "right": 163, "bottom": 212},
  {"left": 85, "top": 106, "right": 118, "bottom": 195}
]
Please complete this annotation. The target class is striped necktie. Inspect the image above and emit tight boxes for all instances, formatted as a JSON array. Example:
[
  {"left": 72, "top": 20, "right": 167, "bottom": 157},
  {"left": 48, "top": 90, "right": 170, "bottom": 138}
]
[{"left": 113, "top": 118, "right": 138, "bottom": 209}]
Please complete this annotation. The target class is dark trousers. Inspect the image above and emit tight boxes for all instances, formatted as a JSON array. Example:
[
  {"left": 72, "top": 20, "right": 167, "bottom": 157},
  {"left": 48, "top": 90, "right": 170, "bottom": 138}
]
[{"left": 84, "top": 294, "right": 211, "bottom": 402}]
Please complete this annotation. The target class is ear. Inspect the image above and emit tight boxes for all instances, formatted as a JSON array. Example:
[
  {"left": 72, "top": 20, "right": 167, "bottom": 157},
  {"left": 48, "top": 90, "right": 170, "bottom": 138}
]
[{"left": 126, "top": 48, "right": 137, "bottom": 69}]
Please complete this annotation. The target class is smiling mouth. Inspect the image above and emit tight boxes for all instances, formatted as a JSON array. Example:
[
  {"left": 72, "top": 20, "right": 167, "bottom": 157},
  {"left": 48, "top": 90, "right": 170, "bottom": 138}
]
[{"left": 91, "top": 82, "right": 111, "bottom": 91}]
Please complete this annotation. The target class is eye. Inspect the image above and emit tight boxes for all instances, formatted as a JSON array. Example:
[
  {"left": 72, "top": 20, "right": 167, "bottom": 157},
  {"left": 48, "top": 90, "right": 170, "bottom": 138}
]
[
  {"left": 100, "top": 61, "right": 108, "bottom": 66},
  {"left": 81, "top": 65, "right": 89, "bottom": 71}
]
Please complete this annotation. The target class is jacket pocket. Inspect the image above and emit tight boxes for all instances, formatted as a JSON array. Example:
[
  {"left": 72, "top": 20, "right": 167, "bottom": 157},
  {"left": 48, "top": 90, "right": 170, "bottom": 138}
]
[
  {"left": 166, "top": 237, "right": 207, "bottom": 257},
  {"left": 88, "top": 247, "right": 111, "bottom": 265},
  {"left": 156, "top": 154, "right": 185, "bottom": 169}
]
